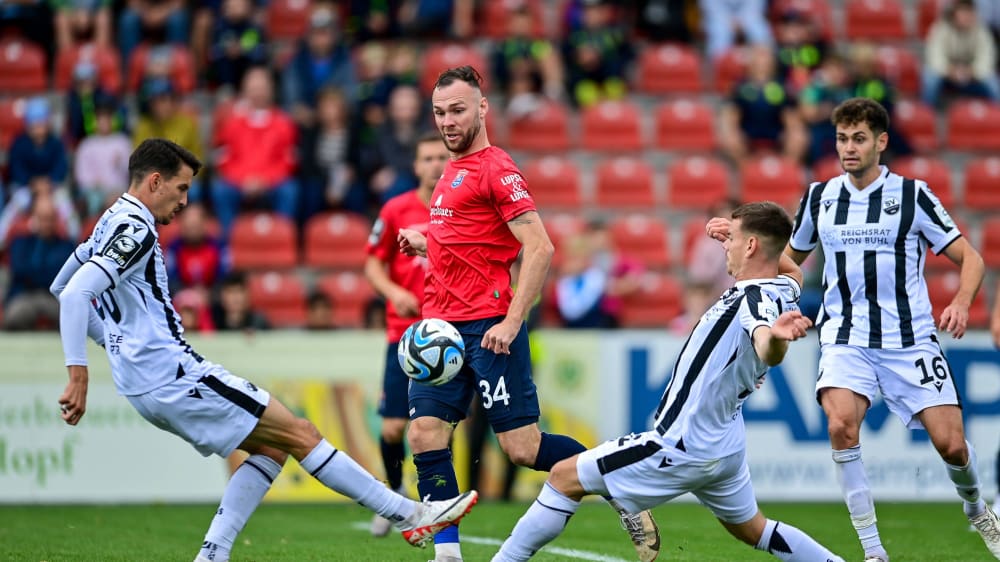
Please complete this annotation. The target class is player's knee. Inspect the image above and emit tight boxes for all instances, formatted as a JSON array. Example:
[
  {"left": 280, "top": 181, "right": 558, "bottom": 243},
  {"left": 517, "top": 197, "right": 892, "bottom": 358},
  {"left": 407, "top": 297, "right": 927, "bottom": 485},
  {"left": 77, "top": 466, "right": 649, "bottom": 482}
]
[
  {"left": 406, "top": 417, "right": 449, "bottom": 453},
  {"left": 547, "top": 458, "right": 577, "bottom": 489},
  {"left": 381, "top": 419, "right": 407, "bottom": 443},
  {"left": 501, "top": 440, "right": 537, "bottom": 467},
  {"left": 826, "top": 416, "right": 859, "bottom": 447},
  {"left": 937, "top": 436, "right": 968, "bottom": 465}
]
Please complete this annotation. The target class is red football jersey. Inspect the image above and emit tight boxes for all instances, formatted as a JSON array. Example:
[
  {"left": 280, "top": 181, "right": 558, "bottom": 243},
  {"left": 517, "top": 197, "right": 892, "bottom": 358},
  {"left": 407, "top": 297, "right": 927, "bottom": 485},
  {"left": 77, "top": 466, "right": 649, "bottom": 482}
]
[
  {"left": 366, "top": 190, "right": 429, "bottom": 342},
  {"left": 423, "top": 146, "right": 537, "bottom": 321}
]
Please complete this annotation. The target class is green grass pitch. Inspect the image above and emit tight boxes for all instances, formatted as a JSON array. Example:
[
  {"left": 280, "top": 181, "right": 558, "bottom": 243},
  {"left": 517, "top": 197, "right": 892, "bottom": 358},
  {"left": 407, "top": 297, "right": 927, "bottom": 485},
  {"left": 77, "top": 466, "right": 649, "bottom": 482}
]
[{"left": 0, "top": 501, "right": 993, "bottom": 561}]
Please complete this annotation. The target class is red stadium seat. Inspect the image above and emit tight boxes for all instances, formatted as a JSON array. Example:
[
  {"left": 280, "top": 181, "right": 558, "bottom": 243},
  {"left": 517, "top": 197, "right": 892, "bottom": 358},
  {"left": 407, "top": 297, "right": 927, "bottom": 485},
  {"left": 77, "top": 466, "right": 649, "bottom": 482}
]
[
  {"left": 522, "top": 157, "right": 582, "bottom": 209},
  {"left": 267, "top": 0, "right": 313, "bottom": 40},
  {"left": 55, "top": 42, "right": 122, "bottom": 93},
  {"left": 230, "top": 213, "right": 298, "bottom": 270},
  {"left": 637, "top": 44, "right": 702, "bottom": 94},
  {"left": 420, "top": 43, "right": 488, "bottom": 94},
  {"left": 894, "top": 100, "right": 938, "bottom": 152},
  {"left": 682, "top": 216, "right": 711, "bottom": 266},
  {"left": 0, "top": 38, "right": 47, "bottom": 93},
  {"left": 479, "top": 0, "right": 545, "bottom": 39},
  {"left": 947, "top": 100, "right": 1000, "bottom": 151},
  {"left": 926, "top": 272, "right": 989, "bottom": 328},
  {"left": 544, "top": 212, "right": 585, "bottom": 270},
  {"left": 981, "top": 218, "right": 1000, "bottom": 268},
  {"left": 812, "top": 155, "right": 843, "bottom": 182},
  {"left": 595, "top": 157, "right": 656, "bottom": 208},
  {"left": 317, "top": 271, "right": 376, "bottom": 328},
  {"left": 508, "top": 99, "right": 571, "bottom": 152},
  {"left": 609, "top": 214, "right": 671, "bottom": 270},
  {"left": 918, "top": 0, "right": 949, "bottom": 37},
  {"left": 740, "top": 156, "right": 806, "bottom": 209},
  {"left": 875, "top": 46, "right": 919, "bottom": 96},
  {"left": 667, "top": 156, "right": 730, "bottom": 211},
  {"left": 713, "top": 47, "right": 749, "bottom": 94},
  {"left": 892, "top": 156, "right": 954, "bottom": 208},
  {"left": 126, "top": 44, "right": 196, "bottom": 94},
  {"left": 963, "top": 157, "right": 1000, "bottom": 210},
  {"left": 655, "top": 99, "right": 716, "bottom": 151},
  {"left": 580, "top": 100, "right": 643, "bottom": 151},
  {"left": 0, "top": 97, "right": 26, "bottom": 151},
  {"left": 620, "top": 272, "right": 683, "bottom": 328},
  {"left": 844, "top": 0, "right": 907, "bottom": 40},
  {"left": 304, "top": 212, "right": 371, "bottom": 270},
  {"left": 248, "top": 271, "right": 307, "bottom": 328}
]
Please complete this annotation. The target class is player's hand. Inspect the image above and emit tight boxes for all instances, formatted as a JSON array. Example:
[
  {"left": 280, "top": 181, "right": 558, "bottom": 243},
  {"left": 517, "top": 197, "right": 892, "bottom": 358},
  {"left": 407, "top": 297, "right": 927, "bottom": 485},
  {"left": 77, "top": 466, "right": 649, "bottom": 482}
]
[
  {"left": 939, "top": 303, "right": 969, "bottom": 339},
  {"left": 482, "top": 318, "right": 520, "bottom": 355},
  {"left": 769, "top": 310, "right": 813, "bottom": 341},
  {"left": 398, "top": 228, "right": 427, "bottom": 258},
  {"left": 59, "top": 365, "right": 89, "bottom": 426},
  {"left": 390, "top": 288, "right": 420, "bottom": 317},
  {"left": 705, "top": 217, "right": 731, "bottom": 242}
]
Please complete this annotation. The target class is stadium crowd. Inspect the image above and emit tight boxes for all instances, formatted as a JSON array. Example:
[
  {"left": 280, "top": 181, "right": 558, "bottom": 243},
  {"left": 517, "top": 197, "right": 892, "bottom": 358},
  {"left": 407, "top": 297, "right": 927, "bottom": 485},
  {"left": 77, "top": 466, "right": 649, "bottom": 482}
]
[{"left": 1, "top": 0, "right": 999, "bottom": 332}]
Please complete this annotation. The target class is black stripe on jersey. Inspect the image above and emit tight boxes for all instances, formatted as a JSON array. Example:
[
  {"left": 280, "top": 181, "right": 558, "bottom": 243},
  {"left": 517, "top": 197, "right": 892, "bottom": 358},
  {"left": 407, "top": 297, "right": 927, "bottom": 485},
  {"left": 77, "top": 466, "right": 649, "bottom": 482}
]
[
  {"left": 834, "top": 252, "right": 852, "bottom": 344},
  {"left": 745, "top": 285, "right": 766, "bottom": 321},
  {"left": 834, "top": 185, "right": 851, "bottom": 225},
  {"left": 866, "top": 186, "right": 883, "bottom": 223},
  {"left": 200, "top": 375, "right": 267, "bottom": 418},
  {"left": 120, "top": 196, "right": 143, "bottom": 210},
  {"left": 916, "top": 188, "right": 954, "bottom": 232},
  {"left": 791, "top": 181, "right": 827, "bottom": 249},
  {"left": 90, "top": 260, "right": 117, "bottom": 289},
  {"left": 117, "top": 229, "right": 157, "bottom": 275},
  {"left": 100, "top": 222, "right": 130, "bottom": 254},
  {"left": 652, "top": 331, "right": 695, "bottom": 423},
  {"left": 597, "top": 441, "right": 663, "bottom": 475},
  {"left": 895, "top": 179, "right": 917, "bottom": 347},
  {"left": 864, "top": 251, "right": 882, "bottom": 347},
  {"left": 144, "top": 248, "right": 201, "bottom": 360},
  {"left": 655, "top": 296, "right": 743, "bottom": 436}
]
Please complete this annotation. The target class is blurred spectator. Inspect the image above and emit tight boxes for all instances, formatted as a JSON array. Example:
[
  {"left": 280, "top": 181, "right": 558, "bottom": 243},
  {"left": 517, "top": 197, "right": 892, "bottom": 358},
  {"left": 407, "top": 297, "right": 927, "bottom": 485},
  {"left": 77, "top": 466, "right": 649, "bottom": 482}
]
[
  {"left": 562, "top": 0, "right": 633, "bottom": 107},
  {"left": 555, "top": 234, "right": 611, "bottom": 329},
  {"left": 354, "top": 42, "right": 397, "bottom": 128},
  {"left": 53, "top": 0, "right": 112, "bottom": 50},
  {"left": 698, "top": 0, "right": 772, "bottom": 60},
  {"left": 774, "top": 9, "right": 828, "bottom": 93},
  {"left": 165, "top": 203, "right": 228, "bottom": 293},
  {"left": 922, "top": 0, "right": 1000, "bottom": 107},
  {"left": 297, "top": 87, "right": 362, "bottom": 219},
  {"left": 133, "top": 77, "right": 203, "bottom": 198},
  {"left": 282, "top": 5, "right": 358, "bottom": 126},
  {"left": 65, "top": 61, "right": 125, "bottom": 146},
  {"left": 799, "top": 53, "right": 854, "bottom": 164},
  {"left": 492, "top": 5, "right": 565, "bottom": 119},
  {"left": 585, "top": 219, "right": 643, "bottom": 328},
  {"left": 399, "top": 0, "right": 473, "bottom": 39},
  {"left": 368, "top": 85, "right": 426, "bottom": 205},
  {"left": 207, "top": 0, "right": 267, "bottom": 90},
  {"left": 3, "top": 198, "right": 75, "bottom": 331},
  {"left": 633, "top": 0, "right": 695, "bottom": 43},
  {"left": 305, "top": 291, "right": 336, "bottom": 330},
  {"left": 364, "top": 296, "right": 387, "bottom": 330},
  {"left": 688, "top": 198, "right": 739, "bottom": 298},
  {"left": 211, "top": 271, "right": 270, "bottom": 331},
  {"left": 213, "top": 67, "right": 299, "bottom": 236},
  {"left": 74, "top": 95, "right": 132, "bottom": 216},
  {"left": 0, "top": 1, "right": 54, "bottom": 66},
  {"left": 0, "top": 98, "right": 78, "bottom": 250},
  {"left": 117, "top": 0, "right": 189, "bottom": 66},
  {"left": 346, "top": 0, "right": 403, "bottom": 42},
  {"left": 849, "top": 43, "right": 913, "bottom": 158},
  {"left": 720, "top": 44, "right": 806, "bottom": 164},
  {"left": 174, "top": 287, "right": 215, "bottom": 333}
]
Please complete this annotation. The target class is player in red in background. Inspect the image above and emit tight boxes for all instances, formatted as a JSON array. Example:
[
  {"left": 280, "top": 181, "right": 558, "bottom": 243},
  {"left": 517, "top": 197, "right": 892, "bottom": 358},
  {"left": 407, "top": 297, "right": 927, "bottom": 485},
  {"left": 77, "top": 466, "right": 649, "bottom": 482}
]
[
  {"left": 397, "top": 65, "right": 659, "bottom": 562},
  {"left": 365, "top": 131, "right": 449, "bottom": 538}
]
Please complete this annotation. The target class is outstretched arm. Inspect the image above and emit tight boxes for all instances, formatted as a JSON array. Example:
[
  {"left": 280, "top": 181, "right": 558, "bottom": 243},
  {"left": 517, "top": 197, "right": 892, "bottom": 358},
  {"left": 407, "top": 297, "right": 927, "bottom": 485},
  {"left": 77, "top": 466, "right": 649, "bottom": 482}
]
[{"left": 752, "top": 310, "right": 813, "bottom": 366}]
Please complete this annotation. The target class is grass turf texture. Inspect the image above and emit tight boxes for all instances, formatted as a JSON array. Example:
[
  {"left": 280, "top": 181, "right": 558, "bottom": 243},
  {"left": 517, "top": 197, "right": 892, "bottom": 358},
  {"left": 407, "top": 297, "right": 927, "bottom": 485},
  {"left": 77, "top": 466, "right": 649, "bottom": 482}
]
[{"left": 0, "top": 502, "right": 992, "bottom": 561}]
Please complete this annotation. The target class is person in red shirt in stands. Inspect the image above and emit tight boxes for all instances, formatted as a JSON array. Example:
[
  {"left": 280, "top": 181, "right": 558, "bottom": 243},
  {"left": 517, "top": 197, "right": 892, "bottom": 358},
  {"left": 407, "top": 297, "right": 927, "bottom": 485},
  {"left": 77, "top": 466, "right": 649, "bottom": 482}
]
[
  {"left": 364, "top": 131, "right": 448, "bottom": 537},
  {"left": 397, "top": 66, "right": 659, "bottom": 562},
  {"left": 212, "top": 66, "right": 298, "bottom": 236}
]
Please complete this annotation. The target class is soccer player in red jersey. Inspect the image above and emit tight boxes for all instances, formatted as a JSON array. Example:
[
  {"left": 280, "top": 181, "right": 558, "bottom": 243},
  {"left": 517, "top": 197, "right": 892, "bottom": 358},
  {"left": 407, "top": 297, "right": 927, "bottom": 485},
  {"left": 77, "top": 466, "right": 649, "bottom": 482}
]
[
  {"left": 365, "top": 132, "right": 449, "bottom": 537},
  {"left": 398, "top": 66, "right": 659, "bottom": 562}
]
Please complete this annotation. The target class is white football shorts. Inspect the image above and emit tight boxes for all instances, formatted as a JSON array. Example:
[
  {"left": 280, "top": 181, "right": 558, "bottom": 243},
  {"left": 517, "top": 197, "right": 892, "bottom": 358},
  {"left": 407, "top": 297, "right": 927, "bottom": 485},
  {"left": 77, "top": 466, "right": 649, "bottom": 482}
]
[
  {"left": 127, "top": 360, "right": 271, "bottom": 457},
  {"left": 816, "top": 340, "right": 960, "bottom": 429},
  {"left": 576, "top": 431, "right": 758, "bottom": 524}
]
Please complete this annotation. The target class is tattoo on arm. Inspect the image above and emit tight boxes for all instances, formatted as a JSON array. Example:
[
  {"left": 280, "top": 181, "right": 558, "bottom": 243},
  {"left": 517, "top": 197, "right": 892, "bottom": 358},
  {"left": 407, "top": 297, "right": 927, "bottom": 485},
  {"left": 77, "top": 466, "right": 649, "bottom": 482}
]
[{"left": 508, "top": 212, "right": 537, "bottom": 226}]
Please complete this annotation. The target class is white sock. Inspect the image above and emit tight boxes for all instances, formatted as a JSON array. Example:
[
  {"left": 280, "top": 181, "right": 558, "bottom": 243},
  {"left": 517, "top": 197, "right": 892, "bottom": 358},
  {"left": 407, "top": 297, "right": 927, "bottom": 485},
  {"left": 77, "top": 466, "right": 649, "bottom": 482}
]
[
  {"left": 492, "top": 482, "right": 580, "bottom": 562},
  {"left": 945, "top": 440, "right": 986, "bottom": 518},
  {"left": 299, "top": 439, "right": 415, "bottom": 525},
  {"left": 832, "top": 446, "right": 885, "bottom": 557},
  {"left": 755, "top": 518, "right": 845, "bottom": 561},
  {"left": 200, "top": 455, "right": 283, "bottom": 561}
]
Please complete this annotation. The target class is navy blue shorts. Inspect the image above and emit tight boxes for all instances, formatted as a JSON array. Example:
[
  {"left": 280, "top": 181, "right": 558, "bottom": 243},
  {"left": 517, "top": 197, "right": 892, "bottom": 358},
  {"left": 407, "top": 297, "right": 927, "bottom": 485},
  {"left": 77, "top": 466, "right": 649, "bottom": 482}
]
[
  {"left": 409, "top": 316, "right": 540, "bottom": 433},
  {"left": 378, "top": 342, "right": 411, "bottom": 419}
]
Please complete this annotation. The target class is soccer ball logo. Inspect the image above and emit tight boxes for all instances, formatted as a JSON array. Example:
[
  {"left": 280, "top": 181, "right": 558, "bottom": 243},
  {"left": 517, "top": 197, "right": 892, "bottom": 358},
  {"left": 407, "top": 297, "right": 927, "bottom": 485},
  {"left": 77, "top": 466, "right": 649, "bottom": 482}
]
[{"left": 398, "top": 318, "right": 465, "bottom": 386}]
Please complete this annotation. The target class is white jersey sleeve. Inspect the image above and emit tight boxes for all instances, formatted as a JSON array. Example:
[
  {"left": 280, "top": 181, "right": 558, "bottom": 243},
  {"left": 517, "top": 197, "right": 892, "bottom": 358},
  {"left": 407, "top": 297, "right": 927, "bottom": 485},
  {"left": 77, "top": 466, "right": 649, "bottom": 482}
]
[
  {"left": 738, "top": 284, "right": 780, "bottom": 337},
  {"left": 912, "top": 180, "right": 962, "bottom": 255},
  {"left": 88, "top": 216, "right": 159, "bottom": 287},
  {"left": 788, "top": 181, "right": 826, "bottom": 252}
]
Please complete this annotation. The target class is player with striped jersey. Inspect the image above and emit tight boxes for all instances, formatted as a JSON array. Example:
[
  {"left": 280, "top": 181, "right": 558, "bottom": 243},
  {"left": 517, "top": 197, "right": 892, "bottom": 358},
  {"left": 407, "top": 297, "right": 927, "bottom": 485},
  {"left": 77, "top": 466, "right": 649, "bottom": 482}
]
[
  {"left": 783, "top": 98, "right": 999, "bottom": 561},
  {"left": 493, "top": 202, "right": 844, "bottom": 562},
  {"left": 50, "top": 139, "right": 478, "bottom": 562}
]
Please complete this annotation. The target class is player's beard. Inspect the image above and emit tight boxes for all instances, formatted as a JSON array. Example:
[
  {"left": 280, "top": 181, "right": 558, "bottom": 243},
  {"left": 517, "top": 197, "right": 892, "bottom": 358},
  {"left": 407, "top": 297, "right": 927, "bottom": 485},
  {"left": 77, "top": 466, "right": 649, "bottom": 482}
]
[{"left": 443, "top": 117, "right": 481, "bottom": 155}]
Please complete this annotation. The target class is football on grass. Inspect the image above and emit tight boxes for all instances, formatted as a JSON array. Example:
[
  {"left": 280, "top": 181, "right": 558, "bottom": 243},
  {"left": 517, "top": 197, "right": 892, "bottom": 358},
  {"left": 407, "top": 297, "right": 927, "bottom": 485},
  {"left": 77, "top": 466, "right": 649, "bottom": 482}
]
[{"left": 397, "top": 318, "right": 465, "bottom": 386}]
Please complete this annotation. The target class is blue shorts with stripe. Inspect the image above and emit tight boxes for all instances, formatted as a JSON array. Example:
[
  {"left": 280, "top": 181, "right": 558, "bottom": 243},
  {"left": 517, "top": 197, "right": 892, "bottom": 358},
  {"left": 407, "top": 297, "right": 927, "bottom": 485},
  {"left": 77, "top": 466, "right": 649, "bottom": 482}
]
[
  {"left": 408, "top": 316, "right": 540, "bottom": 433},
  {"left": 378, "top": 342, "right": 411, "bottom": 419}
]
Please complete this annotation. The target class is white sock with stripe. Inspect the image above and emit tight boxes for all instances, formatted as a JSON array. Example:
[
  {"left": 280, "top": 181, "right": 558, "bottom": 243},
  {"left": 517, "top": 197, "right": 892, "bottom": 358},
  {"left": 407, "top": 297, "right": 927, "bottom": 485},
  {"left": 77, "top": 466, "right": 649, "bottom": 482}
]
[
  {"left": 200, "top": 454, "right": 283, "bottom": 561},
  {"left": 755, "top": 518, "right": 845, "bottom": 561},
  {"left": 492, "top": 482, "right": 580, "bottom": 562}
]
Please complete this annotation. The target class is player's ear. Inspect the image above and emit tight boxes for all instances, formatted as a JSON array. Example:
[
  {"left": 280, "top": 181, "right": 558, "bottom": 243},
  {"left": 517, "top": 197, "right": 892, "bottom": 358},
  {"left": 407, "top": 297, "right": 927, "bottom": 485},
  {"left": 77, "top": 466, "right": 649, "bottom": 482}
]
[{"left": 876, "top": 130, "right": 889, "bottom": 152}]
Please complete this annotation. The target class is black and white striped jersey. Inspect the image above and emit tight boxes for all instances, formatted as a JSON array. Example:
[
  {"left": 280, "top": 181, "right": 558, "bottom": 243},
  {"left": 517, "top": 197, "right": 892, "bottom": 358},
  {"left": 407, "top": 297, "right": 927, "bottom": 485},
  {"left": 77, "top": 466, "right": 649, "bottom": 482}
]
[
  {"left": 789, "top": 166, "right": 961, "bottom": 349},
  {"left": 653, "top": 277, "right": 799, "bottom": 460},
  {"left": 71, "top": 193, "right": 200, "bottom": 395}
]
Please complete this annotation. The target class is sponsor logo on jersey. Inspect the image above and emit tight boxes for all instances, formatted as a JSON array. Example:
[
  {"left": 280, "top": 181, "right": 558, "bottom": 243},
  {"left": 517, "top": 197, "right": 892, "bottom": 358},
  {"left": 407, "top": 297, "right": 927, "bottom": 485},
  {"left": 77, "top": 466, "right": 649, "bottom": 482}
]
[
  {"left": 369, "top": 218, "right": 385, "bottom": 246},
  {"left": 451, "top": 169, "right": 468, "bottom": 188},
  {"left": 935, "top": 204, "right": 956, "bottom": 229},
  {"left": 883, "top": 197, "right": 900, "bottom": 215},
  {"left": 103, "top": 233, "right": 142, "bottom": 268}
]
